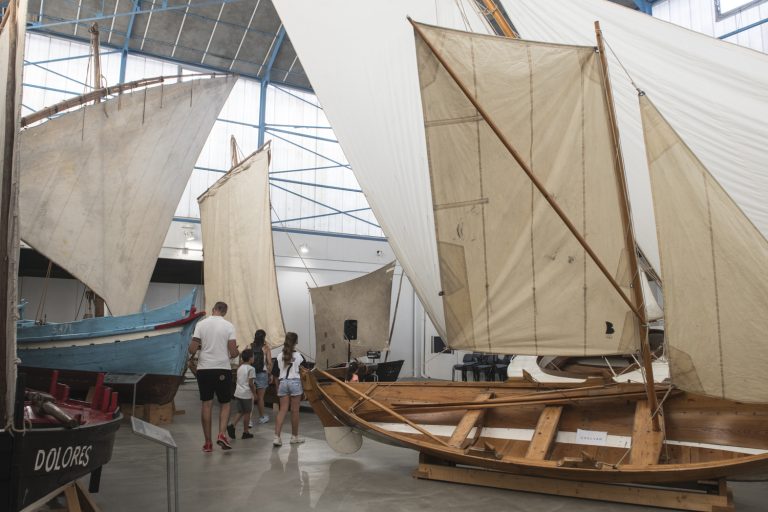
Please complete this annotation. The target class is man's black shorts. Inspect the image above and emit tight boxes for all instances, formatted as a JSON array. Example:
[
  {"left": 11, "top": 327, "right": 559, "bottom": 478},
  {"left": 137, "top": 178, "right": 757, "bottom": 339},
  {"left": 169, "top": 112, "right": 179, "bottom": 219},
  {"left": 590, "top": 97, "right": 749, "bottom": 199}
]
[{"left": 196, "top": 369, "right": 232, "bottom": 403}]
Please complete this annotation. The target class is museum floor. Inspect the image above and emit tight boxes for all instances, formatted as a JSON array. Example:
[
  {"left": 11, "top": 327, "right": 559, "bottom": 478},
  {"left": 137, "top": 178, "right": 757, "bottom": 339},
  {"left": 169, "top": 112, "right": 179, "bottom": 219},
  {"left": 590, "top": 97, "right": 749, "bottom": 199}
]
[{"left": 82, "top": 380, "right": 768, "bottom": 512}]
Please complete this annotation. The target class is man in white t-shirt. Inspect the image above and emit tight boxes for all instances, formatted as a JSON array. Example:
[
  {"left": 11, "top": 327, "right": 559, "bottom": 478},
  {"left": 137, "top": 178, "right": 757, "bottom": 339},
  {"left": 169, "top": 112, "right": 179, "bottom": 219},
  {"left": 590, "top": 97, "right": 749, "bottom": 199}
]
[{"left": 188, "top": 301, "right": 239, "bottom": 452}]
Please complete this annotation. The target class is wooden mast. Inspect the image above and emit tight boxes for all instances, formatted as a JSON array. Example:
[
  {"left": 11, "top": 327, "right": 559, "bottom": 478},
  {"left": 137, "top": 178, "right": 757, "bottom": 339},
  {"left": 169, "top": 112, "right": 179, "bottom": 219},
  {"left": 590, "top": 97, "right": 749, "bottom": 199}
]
[
  {"left": 480, "top": 0, "right": 518, "bottom": 38},
  {"left": 0, "top": 0, "right": 20, "bottom": 427},
  {"left": 594, "top": 21, "right": 660, "bottom": 431},
  {"left": 408, "top": 19, "right": 644, "bottom": 322},
  {"left": 88, "top": 22, "right": 105, "bottom": 318}
]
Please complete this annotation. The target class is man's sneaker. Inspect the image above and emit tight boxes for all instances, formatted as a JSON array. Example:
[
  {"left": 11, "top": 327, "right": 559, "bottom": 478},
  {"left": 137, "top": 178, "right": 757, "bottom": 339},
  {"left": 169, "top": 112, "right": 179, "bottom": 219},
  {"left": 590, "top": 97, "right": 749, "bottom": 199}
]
[
  {"left": 290, "top": 436, "right": 305, "bottom": 444},
  {"left": 242, "top": 432, "right": 254, "bottom": 439},
  {"left": 258, "top": 415, "right": 270, "bottom": 424},
  {"left": 226, "top": 424, "right": 236, "bottom": 439},
  {"left": 202, "top": 441, "right": 213, "bottom": 453},
  {"left": 216, "top": 432, "right": 233, "bottom": 450},
  {"left": 273, "top": 436, "right": 282, "bottom": 447}
]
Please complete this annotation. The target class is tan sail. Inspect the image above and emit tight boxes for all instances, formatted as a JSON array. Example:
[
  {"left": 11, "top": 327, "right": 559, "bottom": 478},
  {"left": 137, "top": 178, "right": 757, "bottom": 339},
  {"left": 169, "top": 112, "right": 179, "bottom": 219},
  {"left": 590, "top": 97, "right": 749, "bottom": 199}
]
[
  {"left": 641, "top": 94, "right": 768, "bottom": 403},
  {"left": 19, "top": 76, "right": 234, "bottom": 316},
  {"left": 198, "top": 143, "right": 286, "bottom": 349},
  {"left": 415, "top": 24, "right": 639, "bottom": 355},
  {"left": 0, "top": 0, "right": 25, "bottom": 426},
  {"left": 310, "top": 261, "right": 395, "bottom": 367}
]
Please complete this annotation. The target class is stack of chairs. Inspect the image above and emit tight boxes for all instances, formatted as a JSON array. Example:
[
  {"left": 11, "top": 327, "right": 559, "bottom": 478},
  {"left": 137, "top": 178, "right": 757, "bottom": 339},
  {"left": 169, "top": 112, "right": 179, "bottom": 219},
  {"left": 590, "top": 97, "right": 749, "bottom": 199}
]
[{"left": 453, "top": 353, "right": 515, "bottom": 382}]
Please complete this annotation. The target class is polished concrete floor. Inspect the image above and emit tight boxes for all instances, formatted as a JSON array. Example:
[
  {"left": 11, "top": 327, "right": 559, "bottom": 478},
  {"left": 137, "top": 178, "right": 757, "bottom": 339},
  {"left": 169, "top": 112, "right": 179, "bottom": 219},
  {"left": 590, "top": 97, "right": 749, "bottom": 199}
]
[{"left": 83, "top": 380, "right": 768, "bottom": 512}]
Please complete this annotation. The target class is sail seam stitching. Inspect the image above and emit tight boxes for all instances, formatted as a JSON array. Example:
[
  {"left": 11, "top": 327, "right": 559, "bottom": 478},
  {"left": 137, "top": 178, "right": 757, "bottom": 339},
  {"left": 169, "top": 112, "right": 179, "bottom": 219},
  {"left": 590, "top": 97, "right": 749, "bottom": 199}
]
[
  {"left": 526, "top": 46, "right": 538, "bottom": 351},
  {"left": 581, "top": 55, "right": 587, "bottom": 356},
  {"left": 469, "top": 39, "right": 492, "bottom": 352},
  {"left": 704, "top": 177, "right": 725, "bottom": 398}
]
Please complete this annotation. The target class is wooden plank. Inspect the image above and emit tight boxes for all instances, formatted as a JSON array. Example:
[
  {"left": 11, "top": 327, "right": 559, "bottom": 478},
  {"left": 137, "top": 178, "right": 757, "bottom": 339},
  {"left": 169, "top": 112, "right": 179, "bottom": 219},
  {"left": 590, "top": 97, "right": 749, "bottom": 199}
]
[
  {"left": 64, "top": 484, "right": 83, "bottom": 512},
  {"left": 447, "top": 392, "right": 493, "bottom": 448},
  {"left": 525, "top": 405, "right": 563, "bottom": 460},
  {"left": 630, "top": 399, "right": 665, "bottom": 465},
  {"left": 413, "top": 462, "right": 734, "bottom": 512}
]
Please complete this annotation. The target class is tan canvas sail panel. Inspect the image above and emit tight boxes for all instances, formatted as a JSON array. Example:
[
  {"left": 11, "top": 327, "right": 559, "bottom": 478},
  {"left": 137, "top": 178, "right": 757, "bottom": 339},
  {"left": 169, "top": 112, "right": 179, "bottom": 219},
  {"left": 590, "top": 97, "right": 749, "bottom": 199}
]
[
  {"left": 310, "top": 261, "right": 395, "bottom": 368},
  {"left": 198, "top": 144, "right": 286, "bottom": 349},
  {"left": 414, "top": 23, "right": 640, "bottom": 355},
  {"left": 19, "top": 76, "right": 234, "bottom": 316},
  {"left": 0, "top": 0, "right": 26, "bottom": 426},
  {"left": 641, "top": 94, "right": 768, "bottom": 403}
]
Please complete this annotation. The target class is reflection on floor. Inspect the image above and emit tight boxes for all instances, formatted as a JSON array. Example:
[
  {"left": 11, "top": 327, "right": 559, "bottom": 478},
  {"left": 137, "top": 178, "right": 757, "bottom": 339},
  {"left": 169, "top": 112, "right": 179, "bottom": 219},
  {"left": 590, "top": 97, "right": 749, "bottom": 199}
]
[{"left": 83, "top": 380, "right": 768, "bottom": 512}]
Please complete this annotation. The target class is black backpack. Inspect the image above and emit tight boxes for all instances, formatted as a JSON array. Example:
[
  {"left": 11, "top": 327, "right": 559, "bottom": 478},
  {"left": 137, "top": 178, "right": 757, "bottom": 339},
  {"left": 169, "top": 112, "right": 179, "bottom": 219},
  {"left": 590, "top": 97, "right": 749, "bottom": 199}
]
[{"left": 251, "top": 345, "right": 265, "bottom": 373}]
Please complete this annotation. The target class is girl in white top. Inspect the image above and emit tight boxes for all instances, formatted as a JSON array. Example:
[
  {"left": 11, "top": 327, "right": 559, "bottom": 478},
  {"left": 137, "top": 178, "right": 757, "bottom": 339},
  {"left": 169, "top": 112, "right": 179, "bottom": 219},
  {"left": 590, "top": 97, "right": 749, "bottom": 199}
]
[{"left": 274, "top": 332, "right": 304, "bottom": 446}]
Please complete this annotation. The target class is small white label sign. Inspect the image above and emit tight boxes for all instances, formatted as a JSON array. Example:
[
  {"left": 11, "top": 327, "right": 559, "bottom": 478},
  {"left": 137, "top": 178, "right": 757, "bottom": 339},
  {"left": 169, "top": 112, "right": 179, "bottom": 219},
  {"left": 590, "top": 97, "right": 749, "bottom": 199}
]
[{"left": 575, "top": 428, "right": 608, "bottom": 446}]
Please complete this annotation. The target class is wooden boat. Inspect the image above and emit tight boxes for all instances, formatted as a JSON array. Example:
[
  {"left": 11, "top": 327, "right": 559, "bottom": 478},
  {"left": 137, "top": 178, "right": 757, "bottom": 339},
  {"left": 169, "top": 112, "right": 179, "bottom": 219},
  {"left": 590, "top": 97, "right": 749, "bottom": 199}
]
[
  {"left": 1, "top": 5, "right": 119, "bottom": 510},
  {"left": 16, "top": 290, "right": 204, "bottom": 404},
  {"left": 3, "top": 371, "right": 123, "bottom": 511},
  {"left": 536, "top": 329, "right": 665, "bottom": 380},
  {"left": 300, "top": 18, "right": 768, "bottom": 492}
]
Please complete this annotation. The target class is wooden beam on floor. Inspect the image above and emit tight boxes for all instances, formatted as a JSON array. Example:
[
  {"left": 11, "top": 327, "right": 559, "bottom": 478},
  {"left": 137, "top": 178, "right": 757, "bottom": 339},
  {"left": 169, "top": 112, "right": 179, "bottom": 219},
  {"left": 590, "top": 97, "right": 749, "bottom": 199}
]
[
  {"left": 630, "top": 399, "right": 665, "bottom": 466},
  {"left": 525, "top": 405, "right": 563, "bottom": 460},
  {"left": 448, "top": 392, "right": 493, "bottom": 449},
  {"left": 413, "top": 461, "right": 734, "bottom": 512}
]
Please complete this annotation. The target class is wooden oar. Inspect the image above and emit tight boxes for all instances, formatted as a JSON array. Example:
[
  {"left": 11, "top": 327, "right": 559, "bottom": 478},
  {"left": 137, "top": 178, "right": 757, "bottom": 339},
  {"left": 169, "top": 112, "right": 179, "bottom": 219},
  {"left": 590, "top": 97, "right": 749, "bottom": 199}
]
[
  {"left": 392, "top": 383, "right": 665, "bottom": 410},
  {"left": 389, "top": 390, "right": 656, "bottom": 414},
  {"left": 316, "top": 369, "right": 452, "bottom": 447}
]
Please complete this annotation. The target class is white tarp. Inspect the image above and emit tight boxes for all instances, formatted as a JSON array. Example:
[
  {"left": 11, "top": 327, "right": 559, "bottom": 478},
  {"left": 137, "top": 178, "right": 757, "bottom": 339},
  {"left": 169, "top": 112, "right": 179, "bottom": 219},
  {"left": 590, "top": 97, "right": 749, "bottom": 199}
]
[
  {"left": 501, "top": 0, "right": 768, "bottom": 274},
  {"left": 0, "top": 0, "right": 26, "bottom": 427},
  {"left": 274, "top": 0, "right": 492, "bottom": 340},
  {"left": 198, "top": 144, "right": 286, "bottom": 349},
  {"left": 642, "top": 94, "right": 768, "bottom": 403},
  {"left": 19, "top": 76, "right": 234, "bottom": 316}
]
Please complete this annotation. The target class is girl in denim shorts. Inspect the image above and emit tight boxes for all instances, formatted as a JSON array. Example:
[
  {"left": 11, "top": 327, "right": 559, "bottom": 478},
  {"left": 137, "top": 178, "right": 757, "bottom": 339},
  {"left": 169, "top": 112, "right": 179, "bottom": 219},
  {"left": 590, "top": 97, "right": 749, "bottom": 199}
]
[{"left": 273, "top": 332, "right": 304, "bottom": 446}]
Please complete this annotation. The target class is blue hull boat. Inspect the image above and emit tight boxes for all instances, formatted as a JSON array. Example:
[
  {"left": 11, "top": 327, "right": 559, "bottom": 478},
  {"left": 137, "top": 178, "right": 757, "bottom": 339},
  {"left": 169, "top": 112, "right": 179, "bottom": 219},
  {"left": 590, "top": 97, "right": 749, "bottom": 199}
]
[{"left": 16, "top": 290, "right": 204, "bottom": 404}]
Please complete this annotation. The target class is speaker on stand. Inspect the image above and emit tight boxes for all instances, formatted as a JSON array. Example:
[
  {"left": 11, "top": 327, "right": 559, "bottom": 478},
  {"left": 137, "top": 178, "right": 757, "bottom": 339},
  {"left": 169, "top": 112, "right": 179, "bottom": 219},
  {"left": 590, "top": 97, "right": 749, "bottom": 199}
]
[{"left": 343, "top": 319, "right": 357, "bottom": 364}]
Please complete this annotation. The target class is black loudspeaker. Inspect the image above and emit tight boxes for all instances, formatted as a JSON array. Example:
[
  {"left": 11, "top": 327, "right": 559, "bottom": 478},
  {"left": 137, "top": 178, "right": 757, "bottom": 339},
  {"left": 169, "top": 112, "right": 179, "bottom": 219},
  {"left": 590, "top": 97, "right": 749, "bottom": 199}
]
[{"left": 343, "top": 319, "right": 358, "bottom": 340}]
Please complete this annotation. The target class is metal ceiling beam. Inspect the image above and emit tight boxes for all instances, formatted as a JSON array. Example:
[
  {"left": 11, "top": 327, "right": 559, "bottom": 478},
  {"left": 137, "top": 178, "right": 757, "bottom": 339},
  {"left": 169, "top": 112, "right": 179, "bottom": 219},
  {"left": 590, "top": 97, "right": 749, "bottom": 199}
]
[
  {"left": 258, "top": 25, "right": 286, "bottom": 146},
  {"left": 28, "top": 0, "right": 246, "bottom": 29},
  {"left": 119, "top": 0, "right": 140, "bottom": 83},
  {"left": 633, "top": 0, "right": 655, "bottom": 14}
]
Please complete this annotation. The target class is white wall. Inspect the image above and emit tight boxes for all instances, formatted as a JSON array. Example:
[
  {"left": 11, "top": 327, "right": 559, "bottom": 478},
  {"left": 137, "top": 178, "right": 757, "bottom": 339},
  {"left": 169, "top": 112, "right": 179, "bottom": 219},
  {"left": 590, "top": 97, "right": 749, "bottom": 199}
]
[
  {"left": 18, "top": 230, "right": 458, "bottom": 379},
  {"left": 653, "top": 0, "right": 768, "bottom": 51}
]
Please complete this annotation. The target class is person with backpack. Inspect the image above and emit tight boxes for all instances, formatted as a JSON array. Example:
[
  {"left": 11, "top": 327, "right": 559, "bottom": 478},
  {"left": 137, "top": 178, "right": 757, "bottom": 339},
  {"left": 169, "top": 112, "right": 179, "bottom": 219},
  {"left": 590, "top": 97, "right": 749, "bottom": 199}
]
[
  {"left": 273, "top": 332, "right": 304, "bottom": 447},
  {"left": 250, "top": 329, "right": 272, "bottom": 425}
]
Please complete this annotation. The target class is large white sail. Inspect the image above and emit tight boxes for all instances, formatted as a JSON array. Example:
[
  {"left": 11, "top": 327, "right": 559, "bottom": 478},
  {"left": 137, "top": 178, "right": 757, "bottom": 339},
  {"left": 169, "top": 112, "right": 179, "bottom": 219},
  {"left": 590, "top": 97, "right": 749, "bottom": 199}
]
[
  {"left": 500, "top": 0, "right": 768, "bottom": 274},
  {"left": 415, "top": 24, "right": 640, "bottom": 355},
  {"left": 310, "top": 261, "right": 395, "bottom": 367},
  {"left": 641, "top": 95, "right": 768, "bottom": 403},
  {"left": 19, "top": 76, "right": 235, "bottom": 316},
  {"left": 275, "top": 1, "right": 768, "bottom": 340},
  {"left": 274, "top": 0, "right": 492, "bottom": 340},
  {"left": 0, "top": 0, "right": 26, "bottom": 427},
  {"left": 198, "top": 144, "right": 286, "bottom": 349}
]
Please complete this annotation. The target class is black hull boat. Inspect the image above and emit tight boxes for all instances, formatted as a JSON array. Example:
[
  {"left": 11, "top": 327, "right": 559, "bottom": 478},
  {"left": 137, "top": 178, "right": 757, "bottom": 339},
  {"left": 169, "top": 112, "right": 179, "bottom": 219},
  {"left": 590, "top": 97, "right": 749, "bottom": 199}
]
[{"left": 1, "top": 372, "right": 122, "bottom": 511}]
